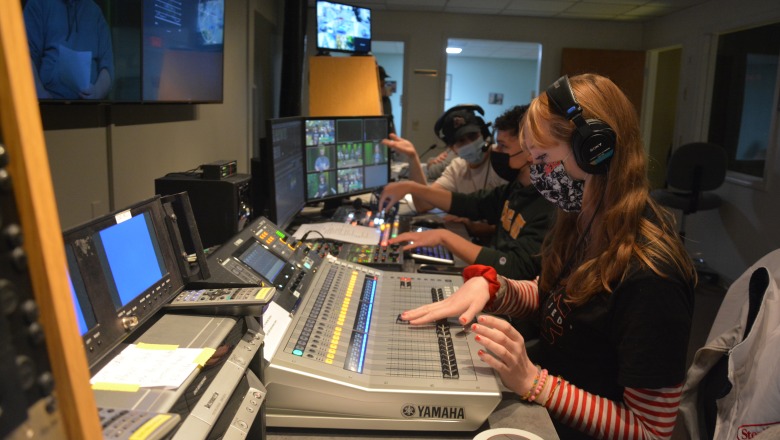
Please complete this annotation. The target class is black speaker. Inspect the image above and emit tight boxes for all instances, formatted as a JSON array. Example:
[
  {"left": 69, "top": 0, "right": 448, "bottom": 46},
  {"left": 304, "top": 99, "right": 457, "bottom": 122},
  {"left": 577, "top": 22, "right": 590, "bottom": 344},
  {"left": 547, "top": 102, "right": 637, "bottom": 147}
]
[{"left": 155, "top": 173, "right": 252, "bottom": 251}]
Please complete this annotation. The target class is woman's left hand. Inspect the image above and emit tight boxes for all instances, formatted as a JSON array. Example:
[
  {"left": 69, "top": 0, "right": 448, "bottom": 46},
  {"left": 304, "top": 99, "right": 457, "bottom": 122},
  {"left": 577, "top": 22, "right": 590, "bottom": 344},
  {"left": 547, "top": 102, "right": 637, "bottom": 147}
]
[{"left": 471, "top": 314, "right": 539, "bottom": 397}]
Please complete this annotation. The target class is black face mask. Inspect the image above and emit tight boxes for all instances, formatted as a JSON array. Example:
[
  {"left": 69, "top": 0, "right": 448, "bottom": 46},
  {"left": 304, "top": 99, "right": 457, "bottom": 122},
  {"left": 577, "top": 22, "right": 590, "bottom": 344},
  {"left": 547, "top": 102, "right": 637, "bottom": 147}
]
[{"left": 490, "top": 150, "right": 521, "bottom": 182}]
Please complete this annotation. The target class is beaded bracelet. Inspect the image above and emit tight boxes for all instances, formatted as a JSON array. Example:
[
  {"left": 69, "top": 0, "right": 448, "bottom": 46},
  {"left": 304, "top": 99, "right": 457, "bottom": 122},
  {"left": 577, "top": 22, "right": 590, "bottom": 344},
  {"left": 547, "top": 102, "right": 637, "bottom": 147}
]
[
  {"left": 521, "top": 365, "right": 542, "bottom": 401},
  {"left": 527, "top": 369, "right": 549, "bottom": 403}
]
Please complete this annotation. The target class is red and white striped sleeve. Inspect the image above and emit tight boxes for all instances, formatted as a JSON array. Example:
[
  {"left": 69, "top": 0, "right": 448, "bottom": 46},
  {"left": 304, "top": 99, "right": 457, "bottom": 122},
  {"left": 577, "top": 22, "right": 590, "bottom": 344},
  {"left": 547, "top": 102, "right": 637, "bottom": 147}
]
[
  {"left": 484, "top": 276, "right": 540, "bottom": 318},
  {"left": 545, "top": 377, "right": 682, "bottom": 440}
]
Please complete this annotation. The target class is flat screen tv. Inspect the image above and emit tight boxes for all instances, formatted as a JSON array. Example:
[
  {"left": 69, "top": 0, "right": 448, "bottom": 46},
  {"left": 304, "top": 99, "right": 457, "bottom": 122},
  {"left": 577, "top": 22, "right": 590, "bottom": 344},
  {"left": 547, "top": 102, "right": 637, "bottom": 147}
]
[
  {"left": 21, "top": 0, "right": 225, "bottom": 103},
  {"left": 315, "top": 0, "right": 371, "bottom": 55},
  {"left": 303, "top": 116, "right": 390, "bottom": 204}
]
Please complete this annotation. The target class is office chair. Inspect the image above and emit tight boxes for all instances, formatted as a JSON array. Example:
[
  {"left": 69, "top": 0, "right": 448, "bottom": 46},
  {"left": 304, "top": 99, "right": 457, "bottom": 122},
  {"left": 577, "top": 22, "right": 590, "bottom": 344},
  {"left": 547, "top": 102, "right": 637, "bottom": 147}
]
[{"left": 651, "top": 142, "right": 727, "bottom": 281}]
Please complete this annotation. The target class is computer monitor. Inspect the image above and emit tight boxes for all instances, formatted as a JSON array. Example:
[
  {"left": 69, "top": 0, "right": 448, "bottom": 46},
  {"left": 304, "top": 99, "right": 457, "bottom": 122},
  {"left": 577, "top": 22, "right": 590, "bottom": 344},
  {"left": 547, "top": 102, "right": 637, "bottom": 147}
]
[
  {"left": 63, "top": 196, "right": 184, "bottom": 367},
  {"left": 304, "top": 116, "right": 390, "bottom": 205},
  {"left": 315, "top": 0, "right": 371, "bottom": 55},
  {"left": 261, "top": 117, "right": 307, "bottom": 229}
]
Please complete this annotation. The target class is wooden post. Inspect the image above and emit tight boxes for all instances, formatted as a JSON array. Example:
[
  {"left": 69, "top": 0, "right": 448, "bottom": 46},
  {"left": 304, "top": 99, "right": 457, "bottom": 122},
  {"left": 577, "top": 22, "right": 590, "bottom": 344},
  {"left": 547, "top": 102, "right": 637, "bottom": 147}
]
[{"left": 0, "top": 1, "right": 102, "bottom": 438}]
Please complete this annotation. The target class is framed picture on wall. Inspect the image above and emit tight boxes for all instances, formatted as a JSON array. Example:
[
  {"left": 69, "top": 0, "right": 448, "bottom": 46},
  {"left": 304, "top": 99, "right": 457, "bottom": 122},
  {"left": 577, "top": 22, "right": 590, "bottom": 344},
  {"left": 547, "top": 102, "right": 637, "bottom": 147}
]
[
  {"left": 445, "top": 74, "right": 452, "bottom": 101},
  {"left": 489, "top": 92, "right": 504, "bottom": 105}
]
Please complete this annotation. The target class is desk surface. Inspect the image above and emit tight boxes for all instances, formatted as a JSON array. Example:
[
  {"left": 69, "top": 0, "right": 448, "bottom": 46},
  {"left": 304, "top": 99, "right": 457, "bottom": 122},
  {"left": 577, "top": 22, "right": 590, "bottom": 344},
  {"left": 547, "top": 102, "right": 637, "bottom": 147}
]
[{"left": 266, "top": 393, "right": 559, "bottom": 439}]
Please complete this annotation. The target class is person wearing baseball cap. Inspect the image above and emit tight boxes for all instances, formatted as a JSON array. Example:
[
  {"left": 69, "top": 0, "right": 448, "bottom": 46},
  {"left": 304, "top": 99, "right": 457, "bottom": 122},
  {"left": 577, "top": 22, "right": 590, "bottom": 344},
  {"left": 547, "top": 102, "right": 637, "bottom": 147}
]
[{"left": 382, "top": 104, "right": 507, "bottom": 214}]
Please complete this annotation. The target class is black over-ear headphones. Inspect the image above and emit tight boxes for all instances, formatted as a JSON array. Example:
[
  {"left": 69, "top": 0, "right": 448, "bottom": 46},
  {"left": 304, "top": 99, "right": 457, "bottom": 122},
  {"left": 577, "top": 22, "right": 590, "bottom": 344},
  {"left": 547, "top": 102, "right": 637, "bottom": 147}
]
[
  {"left": 433, "top": 104, "right": 492, "bottom": 150},
  {"left": 546, "top": 75, "right": 615, "bottom": 174}
]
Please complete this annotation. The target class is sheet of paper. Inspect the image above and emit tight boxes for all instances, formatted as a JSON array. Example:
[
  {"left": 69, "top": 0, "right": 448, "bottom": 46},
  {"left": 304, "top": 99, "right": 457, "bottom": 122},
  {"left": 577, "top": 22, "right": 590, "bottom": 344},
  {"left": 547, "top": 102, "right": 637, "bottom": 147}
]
[
  {"left": 262, "top": 301, "right": 292, "bottom": 362},
  {"left": 90, "top": 344, "right": 208, "bottom": 389},
  {"left": 57, "top": 44, "right": 91, "bottom": 94},
  {"left": 293, "top": 221, "right": 381, "bottom": 245}
]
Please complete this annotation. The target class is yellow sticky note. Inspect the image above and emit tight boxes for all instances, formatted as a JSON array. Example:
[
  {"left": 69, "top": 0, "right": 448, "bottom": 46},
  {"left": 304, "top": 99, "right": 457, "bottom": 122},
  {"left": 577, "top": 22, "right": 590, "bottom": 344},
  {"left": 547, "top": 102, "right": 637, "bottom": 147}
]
[
  {"left": 194, "top": 348, "right": 217, "bottom": 367},
  {"left": 254, "top": 286, "right": 275, "bottom": 301},
  {"left": 91, "top": 382, "right": 140, "bottom": 392},
  {"left": 128, "top": 414, "right": 173, "bottom": 440}
]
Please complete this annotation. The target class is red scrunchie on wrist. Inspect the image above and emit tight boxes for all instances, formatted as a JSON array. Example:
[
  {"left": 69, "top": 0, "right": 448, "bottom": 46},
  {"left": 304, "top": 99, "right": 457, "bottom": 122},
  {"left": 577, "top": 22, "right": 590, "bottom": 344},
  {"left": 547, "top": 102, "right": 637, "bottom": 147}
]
[{"left": 462, "top": 264, "right": 500, "bottom": 307}]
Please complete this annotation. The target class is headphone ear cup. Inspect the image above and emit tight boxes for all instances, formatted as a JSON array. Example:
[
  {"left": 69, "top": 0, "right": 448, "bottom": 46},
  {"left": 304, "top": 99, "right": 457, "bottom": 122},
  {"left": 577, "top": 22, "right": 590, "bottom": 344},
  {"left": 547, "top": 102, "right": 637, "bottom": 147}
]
[{"left": 571, "top": 119, "right": 616, "bottom": 175}]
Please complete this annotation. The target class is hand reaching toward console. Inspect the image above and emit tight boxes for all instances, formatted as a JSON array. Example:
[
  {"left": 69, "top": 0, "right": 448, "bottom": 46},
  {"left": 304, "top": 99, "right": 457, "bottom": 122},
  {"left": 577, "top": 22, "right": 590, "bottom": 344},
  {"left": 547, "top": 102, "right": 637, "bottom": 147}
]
[
  {"left": 471, "top": 314, "right": 538, "bottom": 397},
  {"left": 389, "top": 229, "right": 445, "bottom": 251},
  {"left": 378, "top": 181, "right": 413, "bottom": 213},
  {"left": 401, "top": 276, "right": 490, "bottom": 326}
]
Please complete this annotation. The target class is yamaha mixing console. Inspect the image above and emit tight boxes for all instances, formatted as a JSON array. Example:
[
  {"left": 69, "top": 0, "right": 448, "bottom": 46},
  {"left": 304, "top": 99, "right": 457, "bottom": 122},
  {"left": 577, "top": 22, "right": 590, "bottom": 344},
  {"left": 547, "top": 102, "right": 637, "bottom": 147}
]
[{"left": 204, "top": 216, "right": 502, "bottom": 431}]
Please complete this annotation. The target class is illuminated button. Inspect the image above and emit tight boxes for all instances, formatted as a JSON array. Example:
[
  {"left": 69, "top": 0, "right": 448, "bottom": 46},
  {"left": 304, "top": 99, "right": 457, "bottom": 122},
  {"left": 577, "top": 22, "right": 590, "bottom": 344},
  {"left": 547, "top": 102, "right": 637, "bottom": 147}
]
[
  {"left": 292, "top": 349, "right": 303, "bottom": 356},
  {"left": 326, "top": 353, "right": 335, "bottom": 360}
]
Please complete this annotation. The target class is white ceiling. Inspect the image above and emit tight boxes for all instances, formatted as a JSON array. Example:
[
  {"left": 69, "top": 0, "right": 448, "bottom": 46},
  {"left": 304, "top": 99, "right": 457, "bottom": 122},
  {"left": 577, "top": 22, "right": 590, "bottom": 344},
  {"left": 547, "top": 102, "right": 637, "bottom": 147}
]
[
  {"left": 313, "top": 0, "right": 711, "bottom": 22},
  {"left": 320, "top": 0, "right": 712, "bottom": 59}
]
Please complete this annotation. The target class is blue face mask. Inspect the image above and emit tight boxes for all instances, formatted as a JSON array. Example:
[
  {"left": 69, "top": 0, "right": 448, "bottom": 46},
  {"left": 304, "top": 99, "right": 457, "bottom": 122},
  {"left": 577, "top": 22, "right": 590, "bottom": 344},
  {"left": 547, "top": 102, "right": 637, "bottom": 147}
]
[{"left": 456, "top": 138, "right": 486, "bottom": 164}]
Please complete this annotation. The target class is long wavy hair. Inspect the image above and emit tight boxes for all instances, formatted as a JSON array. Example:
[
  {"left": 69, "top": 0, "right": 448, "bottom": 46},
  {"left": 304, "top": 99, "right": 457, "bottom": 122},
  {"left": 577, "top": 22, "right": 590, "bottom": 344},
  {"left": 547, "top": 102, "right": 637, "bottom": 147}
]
[{"left": 525, "top": 74, "right": 696, "bottom": 304}]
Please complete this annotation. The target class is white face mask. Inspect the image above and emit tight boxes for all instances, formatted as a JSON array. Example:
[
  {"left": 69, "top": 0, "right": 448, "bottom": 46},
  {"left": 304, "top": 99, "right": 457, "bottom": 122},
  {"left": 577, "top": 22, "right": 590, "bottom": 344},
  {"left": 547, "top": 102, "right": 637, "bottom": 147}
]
[{"left": 456, "top": 137, "right": 486, "bottom": 164}]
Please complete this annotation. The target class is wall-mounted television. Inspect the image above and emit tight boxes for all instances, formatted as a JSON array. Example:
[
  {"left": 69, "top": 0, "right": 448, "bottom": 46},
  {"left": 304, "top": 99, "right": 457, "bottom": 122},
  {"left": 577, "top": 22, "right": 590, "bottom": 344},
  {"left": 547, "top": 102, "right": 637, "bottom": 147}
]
[
  {"left": 315, "top": 0, "right": 371, "bottom": 55},
  {"left": 21, "top": 0, "right": 225, "bottom": 104}
]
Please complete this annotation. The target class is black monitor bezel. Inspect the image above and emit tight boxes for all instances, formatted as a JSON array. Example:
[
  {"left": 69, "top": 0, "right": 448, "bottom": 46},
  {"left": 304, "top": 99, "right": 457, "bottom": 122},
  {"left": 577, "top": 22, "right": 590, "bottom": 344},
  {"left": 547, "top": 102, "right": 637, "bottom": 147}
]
[
  {"left": 262, "top": 116, "right": 307, "bottom": 230},
  {"left": 303, "top": 115, "right": 390, "bottom": 204}
]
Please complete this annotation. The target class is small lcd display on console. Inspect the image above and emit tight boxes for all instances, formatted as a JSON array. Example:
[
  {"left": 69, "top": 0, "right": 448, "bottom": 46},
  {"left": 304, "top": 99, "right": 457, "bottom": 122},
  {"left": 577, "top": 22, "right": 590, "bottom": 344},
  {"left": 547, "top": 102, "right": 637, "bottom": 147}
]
[
  {"left": 237, "top": 241, "right": 286, "bottom": 282},
  {"left": 95, "top": 212, "right": 167, "bottom": 310}
]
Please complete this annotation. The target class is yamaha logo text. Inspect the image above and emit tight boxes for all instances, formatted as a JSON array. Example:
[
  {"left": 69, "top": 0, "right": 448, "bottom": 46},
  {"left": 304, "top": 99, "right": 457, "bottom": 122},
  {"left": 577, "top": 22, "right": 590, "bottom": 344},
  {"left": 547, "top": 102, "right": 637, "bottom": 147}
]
[{"left": 401, "top": 404, "right": 465, "bottom": 419}]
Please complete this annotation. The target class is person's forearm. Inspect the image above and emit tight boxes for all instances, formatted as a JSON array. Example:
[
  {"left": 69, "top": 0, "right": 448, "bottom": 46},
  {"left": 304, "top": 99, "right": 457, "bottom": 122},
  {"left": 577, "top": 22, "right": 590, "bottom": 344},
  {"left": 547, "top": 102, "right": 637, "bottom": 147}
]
[
  {"left": 405, "top": 152, "right": 427, "bottom": 185},
  {"left": 439, "top": 231, "right": 481, "bottom": 265},
  {"left": 408, "top": 183, "right": 453, "bottom": 213}
]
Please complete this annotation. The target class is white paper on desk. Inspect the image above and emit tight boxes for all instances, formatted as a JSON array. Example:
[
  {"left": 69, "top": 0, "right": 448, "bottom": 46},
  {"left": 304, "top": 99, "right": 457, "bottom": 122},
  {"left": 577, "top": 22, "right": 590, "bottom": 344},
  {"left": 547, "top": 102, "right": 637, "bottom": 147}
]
[
  {"left": 293, "top": 222, "right": 381, "bottom": 245},
  {"left": 262, "top": 301, "right": 292, "bottom": 362},
  {"left": 89, "top": 344, "right": 204, "bottom": 389},
  {"left": 57, "top": 44, "right": 91, "bottom": 94}
]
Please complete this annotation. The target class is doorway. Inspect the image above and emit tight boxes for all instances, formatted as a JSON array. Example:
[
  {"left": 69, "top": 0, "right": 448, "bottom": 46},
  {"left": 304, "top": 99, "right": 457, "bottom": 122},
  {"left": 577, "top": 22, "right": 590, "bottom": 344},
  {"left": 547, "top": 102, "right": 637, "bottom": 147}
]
[
  {"left": 643, "top": 47, "right": 682, "bottom": 189},
  {"left": 373, "top": 41, "right": 405, "bottom": 137},
  {"left": 444, "top": 38, "right": 541, "bottom": 126}
]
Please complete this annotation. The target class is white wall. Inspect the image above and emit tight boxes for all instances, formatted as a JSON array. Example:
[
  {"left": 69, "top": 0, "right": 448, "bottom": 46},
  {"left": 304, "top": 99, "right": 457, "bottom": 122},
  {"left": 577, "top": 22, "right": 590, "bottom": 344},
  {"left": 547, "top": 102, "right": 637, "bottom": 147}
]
[
  {"left": 643, "top": 0, "right": 780, "bottom": 281},
  {"left": 446, "top": 56, "right": 538, "bottom": 127}
]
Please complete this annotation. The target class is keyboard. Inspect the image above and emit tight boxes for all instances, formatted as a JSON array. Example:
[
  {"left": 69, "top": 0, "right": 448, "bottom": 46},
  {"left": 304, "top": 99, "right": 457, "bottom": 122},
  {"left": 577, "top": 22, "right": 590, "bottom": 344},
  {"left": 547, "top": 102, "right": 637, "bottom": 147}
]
[
  {"left": 410, "top": 244, "right": 455, "bottom": 265},
  {"left": 99, "top": 407, "right": 180, "bottom": 440}
]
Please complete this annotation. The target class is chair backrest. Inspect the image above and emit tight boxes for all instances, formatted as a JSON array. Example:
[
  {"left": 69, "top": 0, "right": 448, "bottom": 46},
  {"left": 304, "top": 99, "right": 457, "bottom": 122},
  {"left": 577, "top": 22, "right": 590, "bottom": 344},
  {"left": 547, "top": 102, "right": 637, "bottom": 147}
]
[{"left": 666, "top": 142, "right": 727, "bottom": 192}]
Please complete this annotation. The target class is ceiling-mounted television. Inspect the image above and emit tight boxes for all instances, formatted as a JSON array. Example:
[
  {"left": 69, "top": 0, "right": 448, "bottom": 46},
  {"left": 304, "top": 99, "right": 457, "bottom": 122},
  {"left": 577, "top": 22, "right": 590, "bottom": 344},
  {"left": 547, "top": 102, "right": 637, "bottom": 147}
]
[
  {"left": 315, "top": 0, "right": 371, "bottom": 55},
  {"left": 21, "top": 0, "right": 225, "bottom": 104}
]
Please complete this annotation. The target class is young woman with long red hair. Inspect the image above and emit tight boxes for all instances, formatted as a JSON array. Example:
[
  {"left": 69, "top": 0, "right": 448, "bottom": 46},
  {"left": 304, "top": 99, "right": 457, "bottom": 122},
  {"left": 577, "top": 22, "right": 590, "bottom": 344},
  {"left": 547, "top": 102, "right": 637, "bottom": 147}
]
[{"left": 402, "top": 73, "right": 696, "bottom": 440}]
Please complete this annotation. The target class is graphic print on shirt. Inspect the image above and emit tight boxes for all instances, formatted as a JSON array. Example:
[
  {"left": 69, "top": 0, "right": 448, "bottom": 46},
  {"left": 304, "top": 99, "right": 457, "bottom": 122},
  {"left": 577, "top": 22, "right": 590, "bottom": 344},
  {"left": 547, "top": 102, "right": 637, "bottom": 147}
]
[
  {"left": 500, "top": 200, "right": 527, "bottom": 239},
  {"left": 540, "top": 291, "right": 571, "bottom": 344}
]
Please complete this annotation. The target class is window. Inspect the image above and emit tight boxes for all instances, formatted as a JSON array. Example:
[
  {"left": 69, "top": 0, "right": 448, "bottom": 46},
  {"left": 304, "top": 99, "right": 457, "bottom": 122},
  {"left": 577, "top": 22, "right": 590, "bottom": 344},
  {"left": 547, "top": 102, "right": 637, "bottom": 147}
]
[{"left": 708, "top": 22, "right": 780, "bottom": 184}]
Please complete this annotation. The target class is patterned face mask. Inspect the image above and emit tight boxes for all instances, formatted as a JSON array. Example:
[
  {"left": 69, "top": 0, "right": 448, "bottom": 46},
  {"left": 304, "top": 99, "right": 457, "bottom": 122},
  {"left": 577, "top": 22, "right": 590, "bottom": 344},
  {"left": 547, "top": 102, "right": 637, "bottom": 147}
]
[{"left": 529, "top": 160, "right": 584, "bottom": 212}]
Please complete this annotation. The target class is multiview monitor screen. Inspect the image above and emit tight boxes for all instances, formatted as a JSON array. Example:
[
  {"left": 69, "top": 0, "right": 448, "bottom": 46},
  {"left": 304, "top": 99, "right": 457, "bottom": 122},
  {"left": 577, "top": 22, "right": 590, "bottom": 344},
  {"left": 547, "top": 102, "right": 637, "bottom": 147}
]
[
  {"left": 304, "top": 116, "right": 390, "bottom": 203},
  {"left": 315, "top": 0, "right": 371, "bottom": 54}
]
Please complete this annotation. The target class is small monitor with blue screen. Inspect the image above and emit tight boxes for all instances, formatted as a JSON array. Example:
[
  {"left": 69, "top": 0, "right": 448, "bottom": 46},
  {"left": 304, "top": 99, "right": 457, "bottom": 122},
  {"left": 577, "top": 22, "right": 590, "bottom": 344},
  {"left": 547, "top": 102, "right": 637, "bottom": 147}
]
[{"left": 95, "top": 212, "right": 167, "bottom": 310}]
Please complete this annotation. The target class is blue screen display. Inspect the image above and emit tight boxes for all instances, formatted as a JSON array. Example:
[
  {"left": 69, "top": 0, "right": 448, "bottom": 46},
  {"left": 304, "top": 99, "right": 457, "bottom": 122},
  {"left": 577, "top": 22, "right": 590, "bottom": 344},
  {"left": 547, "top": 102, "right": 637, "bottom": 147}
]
[
  {"left": 99, "top": 212, "right": 164, "bottom": 308},
  {"left": 69, "top": 276, "right": 89, "bottom": 336}
]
